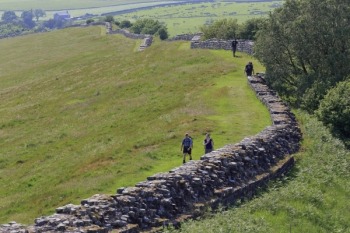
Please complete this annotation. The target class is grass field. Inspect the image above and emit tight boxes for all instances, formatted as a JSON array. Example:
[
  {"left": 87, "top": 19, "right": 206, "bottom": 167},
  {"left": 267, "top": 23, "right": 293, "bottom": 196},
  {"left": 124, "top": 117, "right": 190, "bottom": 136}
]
[
  {"left": 114, "top": 1, "right": 283, "bottom": 35},
  {"left": 0, "top": 25, "right": 270, "bottom": 224},
  {"left": 0, "top": 0, "right": 284, "bottom": 36}
]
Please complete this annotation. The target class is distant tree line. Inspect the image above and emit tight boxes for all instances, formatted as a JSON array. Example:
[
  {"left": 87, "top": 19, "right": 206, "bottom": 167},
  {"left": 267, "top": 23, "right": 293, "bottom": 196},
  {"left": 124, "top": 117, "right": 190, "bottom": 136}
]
[
  {"left": 0, "top": 9, "right": 72, "bottom": 38},
  {"left": 199, "top": 18, "right": 263, "bottom": 41},
  {"left": 200, "top": 0, "right": 350, "bottom": 147}
]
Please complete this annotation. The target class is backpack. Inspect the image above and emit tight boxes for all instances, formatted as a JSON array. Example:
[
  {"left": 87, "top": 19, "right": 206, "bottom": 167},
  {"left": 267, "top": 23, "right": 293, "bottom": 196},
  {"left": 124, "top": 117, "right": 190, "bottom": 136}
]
[{"left": 246, "top": 64, "right": 252, "bottom": 72}]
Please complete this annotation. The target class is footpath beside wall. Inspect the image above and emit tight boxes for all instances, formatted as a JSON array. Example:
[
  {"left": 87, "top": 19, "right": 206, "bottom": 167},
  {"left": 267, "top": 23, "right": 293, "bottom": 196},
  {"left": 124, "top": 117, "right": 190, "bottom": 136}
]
[{"left": 0, "top": 74, "right": 302, "bottom": 233}]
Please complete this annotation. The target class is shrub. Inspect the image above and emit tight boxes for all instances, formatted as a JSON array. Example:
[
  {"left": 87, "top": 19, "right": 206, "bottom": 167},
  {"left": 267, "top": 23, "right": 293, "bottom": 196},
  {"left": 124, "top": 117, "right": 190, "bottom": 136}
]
[
  {"left": 199, "top": 18, "right": 239, "bottom": 40},
  {"left": 86, "top": 19, "right": 94, "bottom": 25},
  {"left": 157, "top": 26, "right": 168, "bottom": 40},
  {"left": 104, "top": 15, "right": 114, "bottom": 23},
  {"left": 316, "top": 79, "right": 350, "bottom": 146},
  {"left": 120, "top": 20, "right": 132, "bottom": 28}
]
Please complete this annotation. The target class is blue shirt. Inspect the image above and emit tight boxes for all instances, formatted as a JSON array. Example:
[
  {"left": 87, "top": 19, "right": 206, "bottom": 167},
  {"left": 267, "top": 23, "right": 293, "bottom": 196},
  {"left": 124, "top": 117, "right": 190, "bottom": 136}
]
[{"left": 182, "top": 137, "right": 192, "bottom": 147}]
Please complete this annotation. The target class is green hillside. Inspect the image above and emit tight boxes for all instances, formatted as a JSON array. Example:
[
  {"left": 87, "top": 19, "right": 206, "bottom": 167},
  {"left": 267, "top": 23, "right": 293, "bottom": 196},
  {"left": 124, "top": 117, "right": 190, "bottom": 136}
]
[{"left": 0, "top": 26, "right": 270, "bottom": 224}]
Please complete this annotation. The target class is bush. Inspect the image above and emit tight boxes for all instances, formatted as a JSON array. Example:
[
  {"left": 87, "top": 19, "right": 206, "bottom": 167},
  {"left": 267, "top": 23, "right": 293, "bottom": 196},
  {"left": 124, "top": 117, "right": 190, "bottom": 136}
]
[
  {"left": 120, "top": 20, "right": 132, "bottom": 28},
  {"left": 157, "top": 26, "right": 168, "bottom": 40},
  {"left": 199, "top": 18, "right": 239, "bottom": 40},
  {"left": 86, "top": 19, "right": 94, "bottom": 25},
  {"left": 238, "top": 18, "right": 265, "bottom": 40},
  {"left": 130, "top": 19, "right": 163, "bottom": 35},
  {"left": 104, "top": 15, "right": 114, "bottom": 23},
  {"left": 316, "top": 79, "right": 350, "bottom": 145}
]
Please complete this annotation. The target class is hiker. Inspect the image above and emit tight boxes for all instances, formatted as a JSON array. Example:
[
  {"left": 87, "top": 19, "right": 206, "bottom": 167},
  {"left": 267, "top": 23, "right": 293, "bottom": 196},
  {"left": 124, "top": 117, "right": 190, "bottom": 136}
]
[
  {"left": 203, "top": 133, "right": 214, "bottom": 154},
  {"left": 244, "top": 61, "right": 254, "bottom": 77},
  {"left": 231, "top": 39, "right": 238, "bottom": 57},
  {"left": 181, "top": 133, "right": 193, "bottom": 164}
]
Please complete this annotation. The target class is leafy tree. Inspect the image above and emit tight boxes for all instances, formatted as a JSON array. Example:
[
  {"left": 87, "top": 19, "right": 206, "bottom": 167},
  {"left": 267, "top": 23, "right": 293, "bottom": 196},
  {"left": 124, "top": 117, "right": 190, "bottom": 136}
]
[
  {"left": 238, "top": 18, "right": 265, "bottom": 40},
  {"left": 105, "top": 15, "right": 114, "bottom": 23},
  {"left": 43, "top": 18, "right": 64, "bottom": 29},
  {"left": 130, "top": 19, "right": 163, "bottom": 35},
  {"left": 316, "top": 79, "right": 350, "bottom": 146},
  {"left": 254, "top": 0, "right": 350, "bottom": 111},
  {"left": 157, "top": 26, "right": 168, "bottom": 40},
  {"left": 86, "top": 19, "right": 94, "bottom": 25},
  {"left": 33, "top": 9, "right": 45, "bottom": 21},
  {"left": 200, "top": 18, "right": 240, "bottom": 40},
  {"left": 120, "top": 20, "right": 132, "bottom": 28},
  {"left": 1, "top": 11, "right": 18, "bottom": 23},
  {"left": 0, "top": 23, "right": 24, "bottom": 37},
  {"left": 21, "top": 10, "right": 35, "bottom": 28}
]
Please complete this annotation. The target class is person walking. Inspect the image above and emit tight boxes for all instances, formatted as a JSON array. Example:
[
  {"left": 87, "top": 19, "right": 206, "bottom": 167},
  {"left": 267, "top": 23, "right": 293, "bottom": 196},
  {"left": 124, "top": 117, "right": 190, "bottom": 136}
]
[
  {"left": 244, "top": 61, "right": 254, "bottom": 77},
  {"left": 181, "top": 133, "right": 193, "bottom": 164},
  {"left": 203, "top": 133, "right": 214, "bottom": 154},
  {"left": 231, "top": 39, "right": 238, "bottom": 57}
]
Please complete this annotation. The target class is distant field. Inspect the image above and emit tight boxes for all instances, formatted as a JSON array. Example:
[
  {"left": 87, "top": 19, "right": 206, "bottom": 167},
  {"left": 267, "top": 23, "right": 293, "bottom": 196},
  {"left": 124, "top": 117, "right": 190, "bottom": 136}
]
[
  {"left": 0, "top": 1, "right": 181, "bottom": 20},
  {"left": 0, "top": 0, "right": 184, "bottom": 11},
  {"left": 114, "top": 1, "right": 283, "bottom": 35},
  {"left": 0, "top": 0, "right": 284, "bottom": 36}
]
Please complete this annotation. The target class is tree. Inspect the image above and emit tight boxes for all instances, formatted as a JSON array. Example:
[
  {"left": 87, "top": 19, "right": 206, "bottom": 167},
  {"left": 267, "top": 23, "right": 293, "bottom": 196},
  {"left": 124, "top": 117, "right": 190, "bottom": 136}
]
[
  {"left": 316, "top": 79, "right": 350, "bottom": 146},
  {"left": 120, "top": 20, "right": 132, "bottom": 28},
  {"left": 105, "top": 15, "right": 114, "bottom": 23},
  {"left": 43, "top": 18, "right": 64, "bottom": 29},
  {"left": 21, "top": 10, "right": 35, "bottom": 28},
  {"left": 157, "top": 26, "right": 168, "bottom": 40},
  {"left": 238, "top": 18, "right": 265, "bottom": 40},
  {"left": 1, "top": 11, "right": 18, "bottom": 23},
  {"left": 33, "top": 9, "right": 46, "bottom": 21},
  {"left": 200, "top": 18, "right": 240, "bottom": 40},
  {"left": 86, "top": 19, "right": 94, "bottom": 25},
  {"left": 130, "top": 19, "right": 164, "bottom": 35},
  {"left": 254, "top": 0, "right": 350, "bottom": 111}
]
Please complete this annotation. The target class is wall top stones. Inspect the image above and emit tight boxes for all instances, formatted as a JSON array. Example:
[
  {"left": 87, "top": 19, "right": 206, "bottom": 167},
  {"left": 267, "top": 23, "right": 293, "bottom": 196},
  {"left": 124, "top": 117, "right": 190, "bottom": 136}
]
[
  {"left": 191, "top": 36, "right": 254, "bottom": 55},
  {"left": 109, "top": 28, "right": 152, "bottom": 40}
]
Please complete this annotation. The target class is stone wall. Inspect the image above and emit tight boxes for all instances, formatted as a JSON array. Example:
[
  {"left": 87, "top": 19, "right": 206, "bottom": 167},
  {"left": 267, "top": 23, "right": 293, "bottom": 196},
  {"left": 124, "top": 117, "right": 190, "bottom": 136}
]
[
  {"left": 109, "top": 29, "right": 153, "bottom": 40},
  {"left": 109, "top": 28, "right": 153, "bottom": 51},
  {"left": 191, "top": 36, "right": 254, "bottom": 55},
  {"left": 0, "top": 74, "right": 302, "bottom": 233},
  {"left": 167, "top": 33, "right": 203, "bottom": 41}
]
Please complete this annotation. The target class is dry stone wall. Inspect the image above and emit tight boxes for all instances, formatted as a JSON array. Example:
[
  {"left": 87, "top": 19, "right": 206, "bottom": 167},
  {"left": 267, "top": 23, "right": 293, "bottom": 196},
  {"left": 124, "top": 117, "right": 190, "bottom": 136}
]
[
  {"left": 109, "top": 28, "right": 153, "bottom": 51},
  {"left": 109, "top": 29, "right": 153, "bottom": 41},
  {"left": 0, "top": 74, "right": 302, "bottom": 233},
  {"left": 191, "top": 36, "right": 254, "bottom": 55},
  {"left": 167, "top": 33, "right": 203, "bottom": 41}
]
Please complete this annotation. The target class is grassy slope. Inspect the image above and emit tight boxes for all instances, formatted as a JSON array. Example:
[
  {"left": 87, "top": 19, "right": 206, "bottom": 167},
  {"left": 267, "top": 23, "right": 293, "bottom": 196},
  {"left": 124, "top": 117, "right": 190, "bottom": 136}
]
[
  {"left": 0, "top": 26, "right": 270, "bottom": 224},
  {"left": 167, "top": 111, "right": 350, "bottom": 233}
]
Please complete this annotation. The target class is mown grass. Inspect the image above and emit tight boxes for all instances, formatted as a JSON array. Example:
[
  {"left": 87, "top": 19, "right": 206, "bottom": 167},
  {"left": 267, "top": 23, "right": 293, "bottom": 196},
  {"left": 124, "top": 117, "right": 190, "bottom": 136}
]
[
  {"left": 0, "top": 26, "right": 270, "bottom": 224},
  {"left": 165, "top": 111, "right": 350, "bottom": 233}
]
